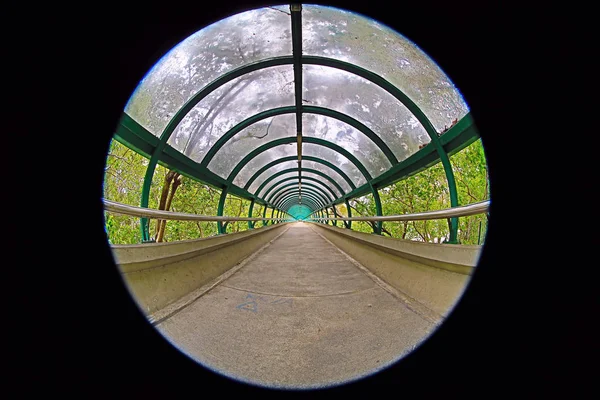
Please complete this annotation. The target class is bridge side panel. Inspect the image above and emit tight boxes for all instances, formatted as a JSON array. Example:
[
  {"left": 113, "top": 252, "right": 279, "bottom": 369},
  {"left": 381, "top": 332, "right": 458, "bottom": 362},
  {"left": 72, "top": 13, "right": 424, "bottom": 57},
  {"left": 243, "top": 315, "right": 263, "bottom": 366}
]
[
  {"left": 110, "top": 224, "right": 289, "bottom": 316},
  {"left": 309, "top": 223, "right": 481, "bottom": 320}
]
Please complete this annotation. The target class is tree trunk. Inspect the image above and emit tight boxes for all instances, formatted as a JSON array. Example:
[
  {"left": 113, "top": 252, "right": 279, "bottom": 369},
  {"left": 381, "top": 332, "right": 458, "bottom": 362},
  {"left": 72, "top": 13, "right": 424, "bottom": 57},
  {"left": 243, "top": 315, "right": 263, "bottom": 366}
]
[
  {"left": 155, "top": 170, "right": 176, "bottom": 240},
  {"left": 157, "top": 172, "right": 182, "bottom": 242}
]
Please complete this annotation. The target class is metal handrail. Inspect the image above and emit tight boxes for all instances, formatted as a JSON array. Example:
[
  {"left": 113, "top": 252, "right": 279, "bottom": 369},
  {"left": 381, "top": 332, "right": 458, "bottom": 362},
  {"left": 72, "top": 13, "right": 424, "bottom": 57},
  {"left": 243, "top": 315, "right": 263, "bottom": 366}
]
[
  {"left": 104, "top": 198, "right": 489, "bottom": 223},
  {"left": 103, "top": 199, "right": 288, "bottom": 222},
  {"left": 309, "top": 200, "right": 489, "bottom": 222}
]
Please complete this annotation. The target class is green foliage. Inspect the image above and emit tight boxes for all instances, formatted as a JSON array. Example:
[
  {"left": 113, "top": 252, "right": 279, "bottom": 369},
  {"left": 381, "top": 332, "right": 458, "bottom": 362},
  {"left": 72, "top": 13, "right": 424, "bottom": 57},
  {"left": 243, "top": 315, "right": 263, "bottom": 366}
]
[
  {"left": 377, "top": 139, "right": 489, "bottom": 244},
  {"left": 451, "top": 139, "right": 489, "bottom": 245},
  {"left": 103, "top": 139, "right": 164, "bottom": 244},
  {"left": 104, "top": 139, "right": 222, "bottom": 244},
  {"left": 104, "top": 136, "right": 489, "bottom": 246}
]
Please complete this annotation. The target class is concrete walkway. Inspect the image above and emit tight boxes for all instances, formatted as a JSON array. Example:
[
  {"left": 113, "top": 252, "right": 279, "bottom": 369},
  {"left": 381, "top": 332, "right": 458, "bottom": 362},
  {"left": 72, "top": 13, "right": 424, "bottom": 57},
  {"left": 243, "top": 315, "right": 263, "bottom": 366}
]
[{"left": 156, "top": 223, "right": 435, "bottom": 389}]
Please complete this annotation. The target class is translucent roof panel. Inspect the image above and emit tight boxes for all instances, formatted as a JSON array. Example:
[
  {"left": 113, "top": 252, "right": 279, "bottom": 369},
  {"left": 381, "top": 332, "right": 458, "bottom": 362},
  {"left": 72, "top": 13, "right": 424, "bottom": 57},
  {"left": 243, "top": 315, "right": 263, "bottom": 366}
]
[
  {"left": 303, "top": 114, "right": 391, "bottom": 178},
  {"left": 303, "top": 65, "right": 430, "bottom": 161},
  {"left": 215, "top": 142, "right": 298, "bottom": 180},
  {"left": 243, "top": 160, "right": 299, "bottom": 193},
  {"left": 259, "top": 171, "right": 300, "bottom": 197},
  {"left": 302, "top": 142, "right": 367, "bottom": 187},
  {"left": 124, "top": 6, "right": 292, "bottom": 135},
  {"left": 207, "top": 114, "right": 296, "bottom": 178},
  {"left": 302, "top": 4, "right": 469, "bottom": 133},
  {"left": 302, "top": 160, "right": 352, "bottom": 193},
  {"left": 300, "top": 171, "right": 342, "bottom": 197},
  {"left": 168, "top": 66, "right": 295, "bottom": 163}
]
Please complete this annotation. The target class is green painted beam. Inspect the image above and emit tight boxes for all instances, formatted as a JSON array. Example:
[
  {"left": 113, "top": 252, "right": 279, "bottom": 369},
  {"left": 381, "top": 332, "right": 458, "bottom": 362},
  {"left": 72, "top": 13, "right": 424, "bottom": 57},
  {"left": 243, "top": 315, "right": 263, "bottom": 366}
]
[{"left": 291, "top": 3, "right": 303, "bottom": 174}]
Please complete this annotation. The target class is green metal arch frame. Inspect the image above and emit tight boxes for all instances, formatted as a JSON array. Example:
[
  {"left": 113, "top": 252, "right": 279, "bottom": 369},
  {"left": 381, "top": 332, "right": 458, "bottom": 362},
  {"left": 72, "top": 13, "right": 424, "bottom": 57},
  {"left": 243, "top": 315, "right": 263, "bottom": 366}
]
[
  {"left": 302, "top": 55, "right": 460, "bottom": 241},
  {"left": 135, "top": 51, "right": 461, "bottom": 240},
  {"left": 224, "top": 135, "right": 381, "bottom": 234},
  {"left": 271, "top": 184, "right": 330, "bottom": 207},
  {"left": 281, "top": 201, "right": 317, "bottom": 215},
  {"left": 244, "top": 155, "right": 356, "bottom": 192},
  {"left": 278, "top": 194, "right": 323, "bottom": 212},
  {"left": 279, "top": 195, "right": 320, "bottom": 212},
  {"left": 280, "top": 195, "right": 319, "bottom": 211},
  {"left": 276, "top": 188, "right": 325, "bottom": 207},
  {"left": 271, "top": 186, "right": 330, "bottom": 210},
  {"left": 200, "top": 105, "right": 397, "bottom": 168},
  {"left": 268, "top": 182, "right": 332, "bottom": 208},
  {"left": 228, "top": 136, "right": 372, "bottom": 183},
  {"left": 256, "top": 168, "right": 344, "bottom": 198},
  {"left": 278, "top": 192, "right": 323, "bottom": 211},
  {"left": 280, "top": 194, "right": 319, "bottom": 210},
  {"left": 264, "top": 176, "right": 338, "bottom": 203}
]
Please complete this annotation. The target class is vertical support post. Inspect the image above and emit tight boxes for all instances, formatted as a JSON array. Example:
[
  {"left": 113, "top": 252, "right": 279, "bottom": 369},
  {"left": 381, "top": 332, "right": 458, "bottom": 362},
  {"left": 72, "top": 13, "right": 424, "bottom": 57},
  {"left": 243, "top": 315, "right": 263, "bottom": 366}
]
[
  {"left": 371, "top": 184, "right": 383, "bottom": 235},
  {"left": 247, "top": 199, "right": 255, "bottom": 230},
  {"left": 217, "top": 185, "right": 228, "bottom": 234},
  {"left": 139, "top": 161, "right": 158, "bottom": 242},
  {"left": 332, "top": 205, "right": 339, "bottom": 228},
  {"left": 262, "top": 204, "right": 268, "bottom": 227},
  {"left": 345, "top": 199, "right": 352, "bottom": 229},
  {"left": 270, "top": 206, "right": 275, "bottom": 225}
]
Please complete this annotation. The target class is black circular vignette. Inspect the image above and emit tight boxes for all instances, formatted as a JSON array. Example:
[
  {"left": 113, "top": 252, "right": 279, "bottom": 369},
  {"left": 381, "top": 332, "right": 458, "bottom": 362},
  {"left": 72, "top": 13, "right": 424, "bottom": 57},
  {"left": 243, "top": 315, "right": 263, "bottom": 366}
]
[{"left": 12, "top": 0, "right": 592, "bottom": 397}]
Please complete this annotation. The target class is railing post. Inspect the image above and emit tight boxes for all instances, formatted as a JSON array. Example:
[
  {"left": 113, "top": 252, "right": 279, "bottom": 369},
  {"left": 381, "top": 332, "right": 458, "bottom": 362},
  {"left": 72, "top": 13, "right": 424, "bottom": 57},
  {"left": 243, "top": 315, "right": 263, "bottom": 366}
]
[
  {"left": 217, "top": 185, "right": 228, "bottom": 234},
  {"left": 371, "top": 184, "right": 383, "bottom": 235},
  {"left": 332, "top": 205, "right": 340, "bottom": 228},
  {"left": 262, "top": 204, "right": 268, "bottom": 227},
  {"left": 247, "top": 199, "right": 255, "bottom": 230},
  {"left": 345, "top": 199, "right": 352, "bottom": 229}
]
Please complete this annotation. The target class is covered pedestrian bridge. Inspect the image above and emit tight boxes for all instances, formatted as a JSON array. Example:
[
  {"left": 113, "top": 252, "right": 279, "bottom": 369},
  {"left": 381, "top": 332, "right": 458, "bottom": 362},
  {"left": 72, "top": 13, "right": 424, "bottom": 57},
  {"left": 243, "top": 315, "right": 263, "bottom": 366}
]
[{"left": 104, "top": 3, "right": 490, "bottom": 389}]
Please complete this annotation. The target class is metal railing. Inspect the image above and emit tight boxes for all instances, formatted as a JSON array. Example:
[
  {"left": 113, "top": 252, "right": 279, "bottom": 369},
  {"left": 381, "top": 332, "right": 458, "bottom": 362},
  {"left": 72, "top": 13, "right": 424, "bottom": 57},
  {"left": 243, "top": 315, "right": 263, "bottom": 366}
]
[
  {"left": 103, "top": 199, "right": 288, "bottom": 222},
  {"left": 310, "top": 200, "right": 490, "bottom": 222}
]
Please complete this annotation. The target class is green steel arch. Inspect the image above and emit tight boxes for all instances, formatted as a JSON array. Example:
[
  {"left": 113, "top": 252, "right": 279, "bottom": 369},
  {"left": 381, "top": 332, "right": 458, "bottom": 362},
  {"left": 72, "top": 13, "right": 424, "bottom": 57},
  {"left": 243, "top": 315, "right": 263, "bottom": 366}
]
[
  {"left": 271, "top": 184, "right": 331, "bottom": 207},
  {"left": 255, "top": 168, "right": 345, "bottom": 198},
  {"left": 264, "top": 176, "right": 339, "bottom": 203},
  {"left": 278, "top": 194, "right": 324, "bottom": 213},
  {"left": 279, "top": 193, "right": 322, "bottom": 211},
  {"left": 281, "top": 196, "right": 320, "bottom": 211},
  {"left": 120, "top": 4, "right": 481, "bottom": 241},
  {"left": 272, "top": 188, "right": 330, "bottom": 211},
  {"left": 244, "top": 156, "right": 356, "bottom": 192},
  {"left": 200, "top": 105, "right": 397, "bottom": 168}
]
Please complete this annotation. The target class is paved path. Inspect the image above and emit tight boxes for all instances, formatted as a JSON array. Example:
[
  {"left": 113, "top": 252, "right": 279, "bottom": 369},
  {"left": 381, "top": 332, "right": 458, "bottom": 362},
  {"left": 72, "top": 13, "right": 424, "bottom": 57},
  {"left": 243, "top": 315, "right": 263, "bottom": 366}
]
[{"left": 156, "top": 223, "right": 435, "bottom": 389}]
